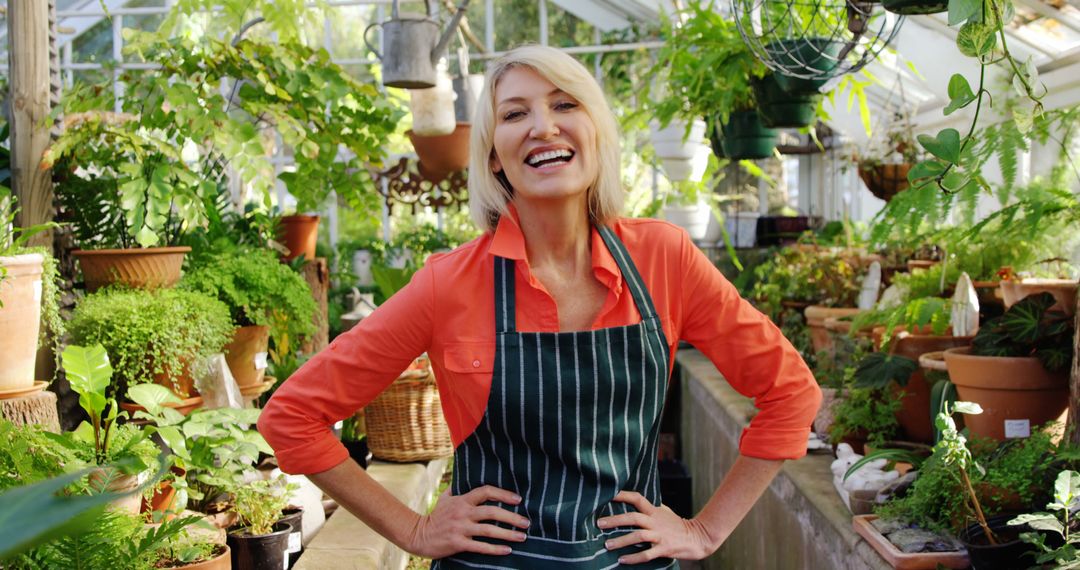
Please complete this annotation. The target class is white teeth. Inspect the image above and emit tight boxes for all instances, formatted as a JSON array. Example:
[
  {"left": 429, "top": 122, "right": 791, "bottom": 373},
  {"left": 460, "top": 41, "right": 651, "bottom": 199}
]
[{"left": 526, "top": 149, "right": 573, "bottom": 166}]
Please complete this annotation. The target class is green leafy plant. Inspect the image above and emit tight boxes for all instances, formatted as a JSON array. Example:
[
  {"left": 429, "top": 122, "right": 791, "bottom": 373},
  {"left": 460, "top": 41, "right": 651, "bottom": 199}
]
[
  {"left": 69, "top": 288, "right": 233, "bottom": 398},
  {"left": 971, "top": 291, "right": 1075, "bottom": 372},
  {"left": 231, "top": 477, "right": 295, "bottom": 536},
  {"left": 1009, "top": 470, "right": 1080, "bottom": 568},
  {"left": 181, "top": 249, "right": 317, "bottom": 349},
  {"left": 127, "top": 383, "right": 270, "bottom": 513},
  {"left": 933, "top": 401, "right": 998, "bottom": 543},
  {"left": 827, "top": 387, "right": 902, "bottom": 448},
  {"left": 751, "top": 244, "right": 872, "bottom": 318}
]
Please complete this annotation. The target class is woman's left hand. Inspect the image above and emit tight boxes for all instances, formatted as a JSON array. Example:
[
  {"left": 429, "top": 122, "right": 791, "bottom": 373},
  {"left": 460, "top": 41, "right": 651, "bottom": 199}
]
[{"left": 596, "top": 491, "right": 718, "bottom": 564}]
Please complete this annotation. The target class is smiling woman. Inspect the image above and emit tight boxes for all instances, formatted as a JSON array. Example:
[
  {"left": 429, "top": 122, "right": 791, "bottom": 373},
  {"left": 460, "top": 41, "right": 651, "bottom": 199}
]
[{"left": 258, "top": 45, "right": 820, "bottom": 570}]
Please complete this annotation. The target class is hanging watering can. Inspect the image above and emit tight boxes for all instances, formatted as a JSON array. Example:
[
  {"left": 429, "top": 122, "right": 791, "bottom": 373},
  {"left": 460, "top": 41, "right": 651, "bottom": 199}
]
[{"left": 364, "top": 0, "right": 472, "bottom": 89}]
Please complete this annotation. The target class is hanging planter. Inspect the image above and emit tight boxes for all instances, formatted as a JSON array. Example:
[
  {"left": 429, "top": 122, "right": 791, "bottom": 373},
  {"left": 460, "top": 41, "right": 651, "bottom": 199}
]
[
  {"left": 858, "top": 163, "right": 912, "bottom": 202},
  {"left": 663, "top": 200, "right": 722, "bottom": 243},
  {"left": 0, "top": 253, "right": 43, "bottom": 393},
  {"left": 74, "top": 247, "right": 190, "bottom": 292},
  {"left": 277, "top": 215, "right": 320, "bottom": 262},
  {"left": 752, "top": 74, "right": 821, "bottom": 128},
  {"left": 881, "top": 0, "right": 947, "bottom": 15},
  {"left": 721, "top": 110, "right": 779, "bottom": 160},
  {"left": 407, "top": 122, "right": 472, "bottom": 182},
  {"left": 765, "top": 38, "right": 844, "bottom": 94},
  {"left": 650, "top": 119, "right": 709, "bottom": 182}
]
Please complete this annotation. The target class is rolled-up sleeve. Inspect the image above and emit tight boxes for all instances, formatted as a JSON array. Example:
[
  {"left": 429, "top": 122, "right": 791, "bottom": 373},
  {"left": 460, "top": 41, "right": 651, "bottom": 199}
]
[
  {"left": 258, "top": 264, "right": 436, "bottom": 475},
  {"left": 677, "top": 236, "right": 820, "bottom": 460}
]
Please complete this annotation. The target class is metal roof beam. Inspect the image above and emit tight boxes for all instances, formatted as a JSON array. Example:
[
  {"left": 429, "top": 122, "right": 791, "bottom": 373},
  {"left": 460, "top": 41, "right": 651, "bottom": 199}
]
[{"left": 1014, "top": 0, "right": 1080, "bottom": 34}]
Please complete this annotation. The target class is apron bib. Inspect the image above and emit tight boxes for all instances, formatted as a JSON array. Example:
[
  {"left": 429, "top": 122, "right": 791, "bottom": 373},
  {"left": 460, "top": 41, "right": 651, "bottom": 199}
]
[{"left": 434, "top": 226, "right": 676, "bottom": 570}]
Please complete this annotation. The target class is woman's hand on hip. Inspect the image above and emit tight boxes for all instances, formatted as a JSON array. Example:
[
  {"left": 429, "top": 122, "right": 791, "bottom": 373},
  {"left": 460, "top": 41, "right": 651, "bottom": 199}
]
[
  {"left": 405, "top": 485, "right": 530, "bottom": 559},
  {"left": 597, "top": 491, "right": 718, "bottom": 563}
]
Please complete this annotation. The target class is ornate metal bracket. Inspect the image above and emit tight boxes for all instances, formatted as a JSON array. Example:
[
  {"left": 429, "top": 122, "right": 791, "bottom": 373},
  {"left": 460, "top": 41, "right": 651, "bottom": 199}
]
[{"left": 370, "top": 157, "right": 469, "bottom": 214}]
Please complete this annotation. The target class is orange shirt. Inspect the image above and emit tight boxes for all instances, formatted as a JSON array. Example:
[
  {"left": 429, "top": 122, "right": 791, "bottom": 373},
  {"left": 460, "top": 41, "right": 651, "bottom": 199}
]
[{"left": 259, "top": 210, "right": 821, "bottom": 475}]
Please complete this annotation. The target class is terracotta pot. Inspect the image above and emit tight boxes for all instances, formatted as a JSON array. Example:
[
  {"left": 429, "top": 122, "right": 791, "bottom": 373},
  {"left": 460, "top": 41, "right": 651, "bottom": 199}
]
[
  {"left": 277, "top": 215, "right": 320, "bottom": 262},
  {"left": 142, "top": 466, "right": 187, "bottom": 521},
  {"left": 805, "top": 306, "right": 862, "bottom": 354},
  {"left": 943, "top": 346, "right": 1069, "bottom": 441},
  {"left": 224, "top": 325, "right": 270, "bottom": 388},
  {"left": 999, "top": 278, "right": 1077, "bottom": 315},
  {"left": 163, "top": 545, "right": 231, "bottom": 569},
  {"left": 887, "top": 333, "right": 973, "bottom": 444},
  {"left": 906, "top": 259, "right": 939, "bottom": 272},
  {"left": 152, "top": 357, "right": 199, "bottom": 399},
  {"left": 73, "top": 247, "right": 190, "bottom": 292},
  {"left": 407, "top": 122, "right": 471, "bottom": 183},
  {"left": 88, "top": 467, "right": 142, "bottom": 515},
  {"left": 0, "top": 253, "right": 44, "bottom": 392},
  {"left": 858, "top": 163, "right": 912, "bottom": 202}
]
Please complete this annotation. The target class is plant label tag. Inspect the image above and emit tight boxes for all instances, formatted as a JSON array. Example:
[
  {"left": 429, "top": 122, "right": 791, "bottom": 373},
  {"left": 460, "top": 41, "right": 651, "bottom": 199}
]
[
  {"left": 334, "top": 420, "right": 344, "bottom": 430},
  {"left": 1004, "top": 419, "right": 1031, "bottom": 439},
  {"left": 33, "top": 280, "right": 42, "bottom": 303},
  {"left": 287, "top": 531, "right": 302, "bottom": 553},
  {"left": 254, "top": 352, "right": 268, "bottom": 370}
]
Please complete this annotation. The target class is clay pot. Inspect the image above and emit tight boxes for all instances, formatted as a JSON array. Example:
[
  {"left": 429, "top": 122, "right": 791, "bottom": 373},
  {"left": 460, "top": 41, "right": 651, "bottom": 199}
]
[
  {"left": 225, "top": 325, "right": 270, "bottom": 388},
  {"left": 88, "top": 467, "right": 142, "bottom": 515},
  {"left": 277, "top": 215, "right": 320, "bottom": 262},
  {"left": 805, "top": 306, "right": 863, "bottom": 354},
  {"left": 164, "top": 545, "right": 231, "bottom": 569},
  {"left": 407, "top": 123, "right": 471, "bottom": 183},
  {"left": 142, "top": 466, "right": 187, "bottom": 521},
  {"left": 887, "top": 333, "right": 973, "bottom": 444},
  {"left": 999, "top": 278, "right": 1077, "bottom": 315},
  {"left": 943, "top": 346, "right": 1069, "bottom": 441},
  {"left": 0, "top": 253, "right": 44, "bottom": 392},
  {"left": 73, "top": 247, "right": 190, "bottom": 292},
  {"left": 121, "top": 395, "right": 203, "bottom": 417}
]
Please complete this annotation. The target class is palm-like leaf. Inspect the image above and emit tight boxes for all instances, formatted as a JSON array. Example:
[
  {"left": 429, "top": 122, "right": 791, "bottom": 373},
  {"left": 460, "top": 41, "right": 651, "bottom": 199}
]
[{"left": 0, "top": 470, "right": 115, "bottom": 559}]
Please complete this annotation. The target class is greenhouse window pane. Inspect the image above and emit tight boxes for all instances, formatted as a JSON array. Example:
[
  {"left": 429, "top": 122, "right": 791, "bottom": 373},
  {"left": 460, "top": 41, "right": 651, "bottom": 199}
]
[
  {"left": 325, "top": 5, "right": 379, "bottom": 60},
  {"left": 71, "top": 16, "right": 114, "bottom": 63}
]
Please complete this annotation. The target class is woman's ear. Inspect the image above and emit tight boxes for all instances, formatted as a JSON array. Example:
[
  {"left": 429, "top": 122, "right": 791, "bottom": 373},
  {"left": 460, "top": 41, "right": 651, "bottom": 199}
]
[{"left": 490, "top": 152, "right": 503, "bottom": 174}]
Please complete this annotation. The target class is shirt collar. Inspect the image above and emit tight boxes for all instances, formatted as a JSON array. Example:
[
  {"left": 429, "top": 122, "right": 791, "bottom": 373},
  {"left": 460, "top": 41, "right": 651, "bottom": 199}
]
[{"left": 487, "top": 204, "right": 622, "bottom": 290}]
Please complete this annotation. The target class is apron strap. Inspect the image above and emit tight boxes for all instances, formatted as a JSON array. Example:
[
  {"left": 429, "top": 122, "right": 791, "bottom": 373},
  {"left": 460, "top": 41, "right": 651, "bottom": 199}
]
[
  {"left": 494, "top": 225, "right": 661, "bottom": 333},
  {"left": 597, "top": 224, "right": 661, "bottom": 323},
  {"left": 494, "top": 256, "right": 517, "bottom": 334}
]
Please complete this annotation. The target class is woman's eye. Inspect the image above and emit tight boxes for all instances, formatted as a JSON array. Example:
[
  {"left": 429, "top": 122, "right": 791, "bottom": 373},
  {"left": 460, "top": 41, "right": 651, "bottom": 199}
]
[
  {"left": 503, "top": 110, "right": 525, "bottom": 121},
  {"left": 555, "top": 101, "right": 578, "bottom": 111}
]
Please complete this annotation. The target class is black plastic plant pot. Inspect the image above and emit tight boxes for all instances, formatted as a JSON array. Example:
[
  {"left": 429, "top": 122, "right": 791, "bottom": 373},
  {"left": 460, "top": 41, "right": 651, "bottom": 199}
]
[
  {"left": 227, "top": 522, "right": 292, "bottom": 570},
  {"left": 765, "top": 38, "right": 843, "bottom": 94},
  {"left": 721, "top": 110, "right": 779, "bottom": 160},
  {"left": 752, "top": 74, "right": 821, "bottom": 128},
  {"left": 958, "top": 514, "right": 1037, "bottom": 570},
  {"left": 881, "top": 0, "right": 946, "bottom": 15},
  {"left": 278, "top": 508, "right": 304, "bottom": 569}
]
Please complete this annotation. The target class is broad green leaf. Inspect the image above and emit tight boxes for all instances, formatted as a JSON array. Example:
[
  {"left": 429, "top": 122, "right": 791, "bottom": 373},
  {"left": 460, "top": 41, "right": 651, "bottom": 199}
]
[
  {"left": 127, "top": 383, "right": 182, "bottom": 416},
  {"left": 909, "top": 159, "right": 948, "bottom": 182},
  {"left": 852, "top": 352, "right": 919, "bottom": 389},
  {"left": 944, "top": 74, "right": 977, "bottom": 116},
  {"left": 1001, "top": 292, "right": 1055, "bottom": 343},
  {"left": 63, "top": 345, "right": 113, "bottom": 414},
  {"left": 957, "top": 23, "right": 997, "bottom": 58},
  {"left": 1008, "top": 513, "right": 1061, "bottom": 534},
  {"left": 919, "top": 129, "right": 962, "bottom": 163},
  {"left": 0, "top": 470, "right": 113, "bottom": 558},
  {"left": 1013, "top": 105, "right": 1035, "bottom": 135},
  {"left": 953, "top": 401, "right": 983, "bottom": 415},
  {"left": 949, "top": 0, "right": 982, "bottom": 25},
  {"left": 1054, "top": 470, "right": 1080, "bottom": 509}
]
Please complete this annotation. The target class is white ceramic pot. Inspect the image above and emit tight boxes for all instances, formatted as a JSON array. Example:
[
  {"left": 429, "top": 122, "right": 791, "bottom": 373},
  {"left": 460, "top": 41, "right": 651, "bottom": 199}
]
[
  {"left": 723, "top": 212, "right": 760, "bottom": 248},
  {"left": 659, "top": 144, "right": 711, "bottom": 183},
  {"left": 663, "top": 201, "right": 720, "bottom": 243},
  {"left": 650, "top": 119, "right": 707, "bottom": 160}
]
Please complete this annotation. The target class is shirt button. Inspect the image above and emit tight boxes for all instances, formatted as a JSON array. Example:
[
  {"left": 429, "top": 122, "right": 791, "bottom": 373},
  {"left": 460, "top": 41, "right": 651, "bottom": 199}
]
[{"left": 472, "top": 359, "right": 481, "bottom": 368}]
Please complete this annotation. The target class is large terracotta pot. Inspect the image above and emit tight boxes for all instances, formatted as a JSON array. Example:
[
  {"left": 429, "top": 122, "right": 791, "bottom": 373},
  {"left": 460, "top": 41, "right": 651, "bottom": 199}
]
[
  {"left": 0, "top": 253, "right": 44, "bottom": 392},
  {"left": 277, "top": 215, "right": 320, "bottom": 262},
  {"left": 805, "top": 306, "right": 862, "bottom": 354},
  {"left": 169, "top": 545, "right": 231, "bottom": 569},
  {"left": 943, "top": 346, "right": 1069, "bottom": 441},
  {"left": 73, "top": 247, "right": 190, "bottom": 292},
  {"left": 407, "top": 122, "right": 471, "bottom": 183},
  {"left": 887, "top": 333, "right": 973, "bottom": 444},
  {"left": 224, "top": 325, "right": 270, "bottom": 388},
  {"left": 999, "top": 278, "right": 1077, "bottom": 315}
]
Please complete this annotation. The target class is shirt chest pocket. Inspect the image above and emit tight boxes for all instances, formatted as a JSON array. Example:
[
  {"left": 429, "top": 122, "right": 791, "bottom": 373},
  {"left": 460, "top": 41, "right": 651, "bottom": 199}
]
[{"left": 442, "top": 342, "right": 495, "bottom": 375}]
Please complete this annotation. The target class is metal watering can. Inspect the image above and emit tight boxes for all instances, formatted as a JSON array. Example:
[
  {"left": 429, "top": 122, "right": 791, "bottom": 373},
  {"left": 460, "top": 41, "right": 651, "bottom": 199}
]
[{"left": 364, "top": 0, "right": 471, "bottom": 89}]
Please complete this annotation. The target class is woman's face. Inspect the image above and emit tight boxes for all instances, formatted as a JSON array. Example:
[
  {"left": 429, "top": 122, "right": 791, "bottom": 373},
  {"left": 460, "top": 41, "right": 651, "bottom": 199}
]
[{"left": 490, "top": 67, "right": 598, "bottom": 206}]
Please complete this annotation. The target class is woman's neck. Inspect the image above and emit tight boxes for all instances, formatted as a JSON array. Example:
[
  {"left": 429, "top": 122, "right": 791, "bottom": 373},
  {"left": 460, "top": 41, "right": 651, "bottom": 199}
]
[{"left": 514, "top": 196, "right": 592, "bottom": 278}]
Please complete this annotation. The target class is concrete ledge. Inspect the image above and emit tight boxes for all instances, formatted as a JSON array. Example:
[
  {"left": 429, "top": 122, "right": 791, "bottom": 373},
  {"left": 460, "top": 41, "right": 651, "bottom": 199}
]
[
  {"left": 295, "top": 457, "right": 449, "bottom": 570},
  {"left": 677, "top": 348, "right": 890, "bottom": 570}
]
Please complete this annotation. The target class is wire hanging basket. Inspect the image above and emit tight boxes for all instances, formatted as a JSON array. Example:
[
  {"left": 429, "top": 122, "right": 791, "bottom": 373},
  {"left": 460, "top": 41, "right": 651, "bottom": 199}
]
[{"left": 731, "top": 0, "right": 905, "bottom": 89}]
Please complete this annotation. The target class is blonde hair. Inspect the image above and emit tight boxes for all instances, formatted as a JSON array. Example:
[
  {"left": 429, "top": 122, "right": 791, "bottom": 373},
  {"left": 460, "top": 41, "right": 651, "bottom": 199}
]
[{"left": 468, "top": 45, "right": 623, "bottom": 232}]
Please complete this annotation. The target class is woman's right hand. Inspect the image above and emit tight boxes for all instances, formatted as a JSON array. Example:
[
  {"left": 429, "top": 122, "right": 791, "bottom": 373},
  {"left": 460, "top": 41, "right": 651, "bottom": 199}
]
[{"left": 405, "top": 485, "right": 531, "bottom": 559}]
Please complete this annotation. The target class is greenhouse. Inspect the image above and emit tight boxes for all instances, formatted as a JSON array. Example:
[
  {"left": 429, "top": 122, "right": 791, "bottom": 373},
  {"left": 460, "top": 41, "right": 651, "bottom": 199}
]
[{"left": 1, "top": 0, "right": 1079, "bottom": 568}]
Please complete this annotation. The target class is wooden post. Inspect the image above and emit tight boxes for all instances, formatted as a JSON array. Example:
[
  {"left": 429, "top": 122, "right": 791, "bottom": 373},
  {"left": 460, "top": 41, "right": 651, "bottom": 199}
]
[
  {"left": 8, "top": 0, "right": 54, "bottom": 247},
  {"left": 1070, "top": 279, "right": 1080, "bottom": 447},
  {"left": 300, "top": 258, "right": 330, "bottom": 355}
]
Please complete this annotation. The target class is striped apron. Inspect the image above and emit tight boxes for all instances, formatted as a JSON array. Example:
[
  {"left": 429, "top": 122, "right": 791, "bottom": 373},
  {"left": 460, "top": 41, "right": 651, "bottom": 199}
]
[{"left": 434, "top": 226, "right": 676, "bottom": 570}]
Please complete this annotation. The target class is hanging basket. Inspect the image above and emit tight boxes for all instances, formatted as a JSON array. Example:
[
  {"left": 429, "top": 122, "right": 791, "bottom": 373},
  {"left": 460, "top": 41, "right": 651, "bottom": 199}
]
[
  {"left": 858, "top": 163, "right": 912, "bottom": 202},
  {"left": 721, "top": 110, "right": 779, "bottom": 160},
  {"left": 752, "top": 74, "right": 821, "bottom": 128},
  {"left": 881, "top": 0, "right": 947, "bottom": 15},
  {"left": 364, "top": 364, "right": 453, "bottom": 462}
]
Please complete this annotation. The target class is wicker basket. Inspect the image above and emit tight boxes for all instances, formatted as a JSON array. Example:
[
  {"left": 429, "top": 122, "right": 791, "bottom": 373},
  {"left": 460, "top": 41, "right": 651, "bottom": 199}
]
[{"left": 364, "top": 366, "right": 453, "bottom": 462}]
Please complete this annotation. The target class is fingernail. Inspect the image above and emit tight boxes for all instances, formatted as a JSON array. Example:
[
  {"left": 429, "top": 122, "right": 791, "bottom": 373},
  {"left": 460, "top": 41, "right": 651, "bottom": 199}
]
[
  {"left": 605, "top": 540, "right": 613, "bottom": 549},
  {"left": 520, "top": 520, "right": 531, "bottom": 528},
  {"left": 618, "top": 557, "right": 626, "bottom": 564},
  {"left": 502, "top": 546, "right": 513, "bottom": 555},
  {"left": 516, "top": 533, "right": 527, "bottom": 541},
  {"left": 597, "top": 519, "right": 608, "bottom": 528}
]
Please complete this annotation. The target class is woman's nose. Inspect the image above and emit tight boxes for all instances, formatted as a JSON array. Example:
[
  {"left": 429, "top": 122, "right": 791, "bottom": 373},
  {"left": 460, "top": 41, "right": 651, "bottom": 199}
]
[{"left": 529, "top": 108, "right": 559, "bottom": 139}]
